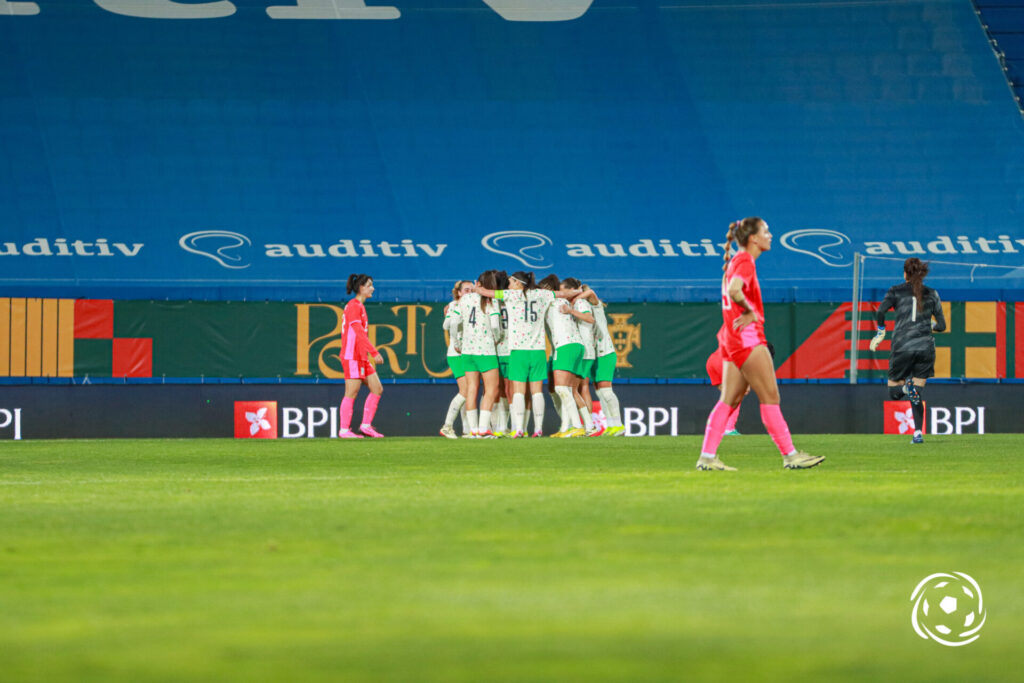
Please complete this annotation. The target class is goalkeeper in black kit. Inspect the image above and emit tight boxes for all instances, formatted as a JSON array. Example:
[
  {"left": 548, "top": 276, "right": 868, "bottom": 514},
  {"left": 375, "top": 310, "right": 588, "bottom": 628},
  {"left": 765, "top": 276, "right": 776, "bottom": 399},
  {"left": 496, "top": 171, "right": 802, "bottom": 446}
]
[{"left": 869, "top": 257, "right": 947, "bottom": 443}]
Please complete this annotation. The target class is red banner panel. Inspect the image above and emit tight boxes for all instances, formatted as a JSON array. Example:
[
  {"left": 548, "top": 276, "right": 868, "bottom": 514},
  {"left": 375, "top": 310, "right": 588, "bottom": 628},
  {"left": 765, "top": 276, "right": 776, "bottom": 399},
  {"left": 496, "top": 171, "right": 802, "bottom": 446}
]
[
  {"left": 112, "top": 338, "right": 152, "bottom": 378},
  {"left": 73, "top": 299, "right": 113, "bottom": 339},
  {"left": 234, "top": 401, "right": 278, "bottom": 439},
  {"left": 883, "top": 400, "right": 926, "bottom": 435}
]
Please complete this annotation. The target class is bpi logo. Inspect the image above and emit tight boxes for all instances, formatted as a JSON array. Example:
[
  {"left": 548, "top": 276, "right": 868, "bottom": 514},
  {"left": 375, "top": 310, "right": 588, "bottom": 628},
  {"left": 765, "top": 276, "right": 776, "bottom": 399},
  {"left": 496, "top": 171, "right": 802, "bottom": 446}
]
[
  {"left": 0, "top": 408, "right": 22, "bottom": 440},
  {"left": 883, "top": 402, "right": 985, "bottom": 435},
  {"left": 234, "top": 401, "right": 278, "bottom": 439}
]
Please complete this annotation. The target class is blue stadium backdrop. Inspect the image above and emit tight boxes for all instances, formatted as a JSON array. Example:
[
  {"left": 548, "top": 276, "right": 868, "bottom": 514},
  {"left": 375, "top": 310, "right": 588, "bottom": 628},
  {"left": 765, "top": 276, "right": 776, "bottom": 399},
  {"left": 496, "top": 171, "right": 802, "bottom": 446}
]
[{"left": 3, "top": 0, "right": 1023, "bottom": 303}]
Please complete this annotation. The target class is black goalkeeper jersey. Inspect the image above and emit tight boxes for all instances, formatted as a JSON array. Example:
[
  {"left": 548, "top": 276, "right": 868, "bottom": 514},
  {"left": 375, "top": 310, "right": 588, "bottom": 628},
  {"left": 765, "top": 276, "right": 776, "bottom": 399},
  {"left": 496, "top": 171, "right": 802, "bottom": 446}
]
[{"left": 875, "top": 282, "right": 947, "bottom": 354}]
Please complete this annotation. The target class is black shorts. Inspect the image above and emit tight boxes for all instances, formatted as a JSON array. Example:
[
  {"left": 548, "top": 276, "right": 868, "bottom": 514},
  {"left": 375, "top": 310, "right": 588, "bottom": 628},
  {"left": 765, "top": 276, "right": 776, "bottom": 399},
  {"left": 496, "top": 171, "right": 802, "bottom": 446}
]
[{"left": 888, "top": 347, "right": 935, "bottom": 381}]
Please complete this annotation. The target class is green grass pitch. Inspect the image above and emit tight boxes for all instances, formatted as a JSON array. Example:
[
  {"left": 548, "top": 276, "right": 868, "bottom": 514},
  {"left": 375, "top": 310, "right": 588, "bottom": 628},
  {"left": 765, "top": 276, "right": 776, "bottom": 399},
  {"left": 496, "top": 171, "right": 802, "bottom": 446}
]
[{"left": 2, "top": 435, "right": 1023, "bottom": 682}]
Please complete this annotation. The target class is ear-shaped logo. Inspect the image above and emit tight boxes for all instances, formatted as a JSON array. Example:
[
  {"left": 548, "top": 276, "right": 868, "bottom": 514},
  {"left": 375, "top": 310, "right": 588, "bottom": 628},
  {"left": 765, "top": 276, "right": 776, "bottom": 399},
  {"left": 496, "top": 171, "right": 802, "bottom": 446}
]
[
  {"left": 481, "top": 230, "right": 553, "bottom": 269},
  {"left": 779, "top": 229, "right": 853, "bottom": 268},
  {"left": 481, "top": 0, "right": 593, "bottom": 21},
  {"left": 179, "top": 230, "right": 252, "bottom": 269}
]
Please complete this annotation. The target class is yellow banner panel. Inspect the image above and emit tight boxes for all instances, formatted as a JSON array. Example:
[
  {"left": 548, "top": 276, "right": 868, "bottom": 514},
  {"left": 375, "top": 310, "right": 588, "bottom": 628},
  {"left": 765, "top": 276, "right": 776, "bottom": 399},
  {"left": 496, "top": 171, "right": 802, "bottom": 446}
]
[
  {"left": 42, "top": 299, "right": 59, "bottom": 376},
  {"left": 965, "top": 347, "right": 996, "bottom": 379},
  {"left": 25, "top": 298, "right": 43, "bottom": 377},
  {"left": 58, "top": 299, "right": 75, "bottom": 377},
  {"left": 0, "top": 298, "right": 8, "bottom": 376},
  {"left": 964, "top": 302, "right": 997, "bottom": 333},
  {"left": 933, "top": 346, "right": 951, "bottom": 378},
  {"left": 9, "top": 298, "right": 26, "bottom": 377}
]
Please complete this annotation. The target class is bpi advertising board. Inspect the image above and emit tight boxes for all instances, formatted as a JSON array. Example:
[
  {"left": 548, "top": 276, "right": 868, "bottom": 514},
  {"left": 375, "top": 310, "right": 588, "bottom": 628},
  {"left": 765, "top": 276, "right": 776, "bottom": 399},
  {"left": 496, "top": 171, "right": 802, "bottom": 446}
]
[
  {"left": 2, "top": 1, "right": 1023, "bottom": 302},
  {"left": 0, "top": 384, "right": 1015, "bottom": 440}
]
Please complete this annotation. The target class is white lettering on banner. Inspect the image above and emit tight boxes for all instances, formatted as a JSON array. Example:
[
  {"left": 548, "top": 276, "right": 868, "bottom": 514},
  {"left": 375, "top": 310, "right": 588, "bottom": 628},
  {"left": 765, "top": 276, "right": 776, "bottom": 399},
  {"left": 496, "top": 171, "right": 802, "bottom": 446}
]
[
  {"left": 267, "top": 0, "right": 398, "bottom": 20},
  {"left": 11, "top": 0, "right": 593, "bottom": 21},
  {"left": 0, "top": 409, "right": 23, "bottom": 440},
  {"left": 0, "top": 1, "right": 39, "bottom": 15},
  {"left": 280, "top": 406, "right": 339, "bottom": 438},
  {"left": 624, "top": 406, "right": 678, "bottom": 437},
  {"left": 281, "top": 407, "right": 305, "bottom": 438},
  {"left": 929, "top": 406, "right": 986, "bottom": 435},
  {"left": 93, "top": 0, "right": 236, "bottom": 19},
  {"left": 0, "top": 238, "right": 144, "bottom": 258},
  {"left": 263, "top": 240, "right": 446, "bottom": 260}
]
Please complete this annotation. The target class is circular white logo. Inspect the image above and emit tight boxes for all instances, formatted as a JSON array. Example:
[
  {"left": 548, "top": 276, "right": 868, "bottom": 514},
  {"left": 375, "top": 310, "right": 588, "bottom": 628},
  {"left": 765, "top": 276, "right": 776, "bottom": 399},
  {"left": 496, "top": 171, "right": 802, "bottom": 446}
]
[
  {"left": 179, "top": 230, "right": 252, "bottom": 269},
  {"left": 778, "top": 228, "right": 852, "bottom": 267},
  {"left": 480, "top": 230, "right": 553, "bottom": 269},
  {"left": 910, "top": 572, "right": 986, "bottom": 646}
]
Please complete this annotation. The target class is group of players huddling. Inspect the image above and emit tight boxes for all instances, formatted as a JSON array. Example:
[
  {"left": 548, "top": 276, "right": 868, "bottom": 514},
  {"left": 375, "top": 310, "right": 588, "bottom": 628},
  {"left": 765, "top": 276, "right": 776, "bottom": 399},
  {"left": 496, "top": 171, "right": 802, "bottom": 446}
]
[
  {"left": 440, "top": 270, "right": 624, "bottom": 439},
  {"left": 335, "top": 217, "right": 944, "bottom": 464}
]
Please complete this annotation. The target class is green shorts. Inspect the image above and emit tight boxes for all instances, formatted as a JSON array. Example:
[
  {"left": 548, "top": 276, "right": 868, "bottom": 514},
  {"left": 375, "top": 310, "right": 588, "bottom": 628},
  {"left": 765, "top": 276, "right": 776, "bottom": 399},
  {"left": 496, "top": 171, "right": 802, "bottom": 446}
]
[
  {"left": 552, "top": 343, "right": 584, "bottom": 375},
  {"left": 592, "top": 352, "right": 616, "bottom": 383},
  {"left": 447, "top": 354, "right": 464, "bottom": 380},
  {"left": 462, "top": 354, "right": 498, "bottom": 374},
  {"left": 497, "top": 355, "right": 510, "bottom": 378},
  {"left": 579, "top": 358, "right": 594, "bottom": 381},
  {"left": 508, "top": 349, "right": 548, "bottom": 383}
]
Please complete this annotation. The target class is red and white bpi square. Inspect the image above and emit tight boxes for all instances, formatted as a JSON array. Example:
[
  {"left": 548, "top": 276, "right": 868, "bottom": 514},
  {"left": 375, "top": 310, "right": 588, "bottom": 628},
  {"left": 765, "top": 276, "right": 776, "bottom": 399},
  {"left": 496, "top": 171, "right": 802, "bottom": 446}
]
[
  {"left": 234, "top": 401, "right": 278, "bottom": 439},
  {"left": 883, "top": 400, "right": 926, "bottom": 435}
]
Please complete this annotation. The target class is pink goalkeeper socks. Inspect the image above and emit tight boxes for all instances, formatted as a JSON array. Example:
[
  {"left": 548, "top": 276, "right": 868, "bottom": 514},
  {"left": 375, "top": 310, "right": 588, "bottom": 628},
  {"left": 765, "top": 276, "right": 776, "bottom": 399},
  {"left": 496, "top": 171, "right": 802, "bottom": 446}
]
[
  {"left": 700, "top": 400, "right": 733, "bottom": 455},
  {"left": 760, "top": 404, "right": 795, "bottom": 455},
  {"left": 340, "top": 396, "right": 355, "bottom": 432},
  {"left": 362, "top": 393, "right": 381, "bottom": 426},
  {"left": 725, "top": 404, "right": 740, "bottom": 432}
]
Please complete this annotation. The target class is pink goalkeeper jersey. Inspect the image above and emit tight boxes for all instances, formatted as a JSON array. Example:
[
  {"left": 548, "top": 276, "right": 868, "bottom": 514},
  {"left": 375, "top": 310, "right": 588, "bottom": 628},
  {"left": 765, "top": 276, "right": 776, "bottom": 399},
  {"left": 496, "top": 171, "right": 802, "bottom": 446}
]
[{"left": 341, "top": 298, "right": 377, "bottom": 361}]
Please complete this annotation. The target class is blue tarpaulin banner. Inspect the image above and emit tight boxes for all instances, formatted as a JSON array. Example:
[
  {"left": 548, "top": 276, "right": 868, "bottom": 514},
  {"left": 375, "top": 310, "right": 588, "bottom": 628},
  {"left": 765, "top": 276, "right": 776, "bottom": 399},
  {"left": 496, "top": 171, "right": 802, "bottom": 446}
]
[{"left": 2, "top": 0, "right": 1022, "bottom": 301}]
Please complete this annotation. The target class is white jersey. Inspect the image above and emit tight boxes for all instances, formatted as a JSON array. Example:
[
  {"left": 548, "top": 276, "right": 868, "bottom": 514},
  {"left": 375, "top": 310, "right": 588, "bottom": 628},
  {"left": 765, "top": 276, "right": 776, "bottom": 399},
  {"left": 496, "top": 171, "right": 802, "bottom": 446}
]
[
  {"left": 546, "top": 298, "right": 584, "bottom": 349},
  {"left": 495, "top": 300, "right": 510, "bottom": 357},
  {"left": 443, "top": 299, "right": 460, "bottom": 357},
  {"left": 574, "top": 298, "right": 596, "bottom": 359},
  {"left": 592, "top": 301, "right": 616, "bottom": 357},
  {"left": 453, "top": 292, "right": 499, "bottom": 356},
  {"left": 498, "top": 288, "right": 555, "bottom": 351}
]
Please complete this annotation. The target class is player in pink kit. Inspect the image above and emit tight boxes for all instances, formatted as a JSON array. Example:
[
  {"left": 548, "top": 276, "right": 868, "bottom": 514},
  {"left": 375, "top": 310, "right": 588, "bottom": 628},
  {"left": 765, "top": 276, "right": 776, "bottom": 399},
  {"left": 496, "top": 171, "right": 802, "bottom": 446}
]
[
  {"left": 696, "top": 218, "right": 824, "bottom": 471},
  {"left": 339, "top": 273, "right": 385, "bottom": 438},
  {"left": 705, "top": 347, "right": 741, "bottom": 436}
]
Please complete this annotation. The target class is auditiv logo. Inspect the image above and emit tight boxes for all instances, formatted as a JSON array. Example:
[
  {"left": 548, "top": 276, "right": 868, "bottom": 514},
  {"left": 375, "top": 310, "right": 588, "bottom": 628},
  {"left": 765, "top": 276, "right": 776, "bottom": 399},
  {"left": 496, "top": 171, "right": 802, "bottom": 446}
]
[
  {"left": 0, "top": 237, "right": 144, "bottom": 257},
  {"left": 234, "top": 401, "right": 278, "bottom": 439}
]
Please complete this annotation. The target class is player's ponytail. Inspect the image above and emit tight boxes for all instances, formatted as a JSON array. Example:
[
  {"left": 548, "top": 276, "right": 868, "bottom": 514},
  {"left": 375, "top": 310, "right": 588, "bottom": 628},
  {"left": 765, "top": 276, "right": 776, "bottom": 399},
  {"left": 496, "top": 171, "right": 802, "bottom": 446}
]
[
  {"left": 723, "top": 221, "right": 738, "bottom": 272},
  {"left": 347, "top": 273, "right": 372, "bottom": 295},
  {"left": 477, "top": 270, "right": 497, "bottom": 307},
  {"left": 904, "top": 257, "right": 929, "bottom": 307}
]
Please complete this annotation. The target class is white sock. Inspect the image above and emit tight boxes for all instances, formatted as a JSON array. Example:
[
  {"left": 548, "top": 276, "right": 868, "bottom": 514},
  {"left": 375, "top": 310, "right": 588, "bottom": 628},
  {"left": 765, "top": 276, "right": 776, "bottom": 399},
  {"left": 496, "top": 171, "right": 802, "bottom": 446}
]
[
  {"left": 460, "top": 405, "right": 470, "bottom": 435},
  {"left": 479, "top": 410, "right": 491, "bottom": 434},
  {"left": 531, "top": 392, "right": 546, "bottom": 434},
  {"left": 554, "top": 386, "right": 574, "bottom": 432},
  {"left": 511, "top": 393, "right": 526, "bottom": 433},
  {"left": 467, "top": 409, "right": 479, "bottom": 435},
  {"left": 445, "top": 394, "right": 466, "bottom": 427},
  {"left": 498, "top": 397, "right": 509, "bottom": 432},
  {"left": 580, "top": 406, "right": 593, "bottom": 431},
  {"left": 597, "top": 387, "right": 622, "bottom": 427}
]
